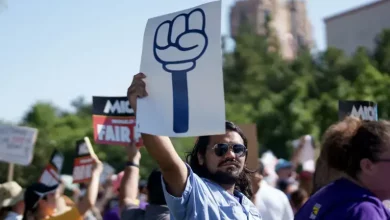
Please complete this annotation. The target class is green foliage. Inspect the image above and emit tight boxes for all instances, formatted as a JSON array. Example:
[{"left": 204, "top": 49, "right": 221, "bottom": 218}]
[{"left": 1, "top": 29, "right": 390, "bottom": 185}]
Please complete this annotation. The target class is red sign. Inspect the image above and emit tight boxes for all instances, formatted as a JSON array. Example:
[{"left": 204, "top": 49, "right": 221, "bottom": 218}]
[
  {"left": 73, "top": 155, "right": 95, "bottom": 183},
  {"left": 93, "top": 115, "right": 143, "bottom": 147}
]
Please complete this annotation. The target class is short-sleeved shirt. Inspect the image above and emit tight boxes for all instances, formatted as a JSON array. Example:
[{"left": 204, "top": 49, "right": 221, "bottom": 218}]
[
  {"left": 121, "top": 204, "right": 170, "bottom": 220},
  {"left": 161, "top": 164, "right": 262, "bottom": 220},
  {"left": 295, "top": 178, "right": 390, "bottom": 219}
]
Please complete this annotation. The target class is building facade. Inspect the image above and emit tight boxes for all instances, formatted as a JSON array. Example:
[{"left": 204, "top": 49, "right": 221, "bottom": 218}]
[
  {"left": 230, "top": 0, "right": 313, "bottom": 60},
  {"left": 325, "top": 0, "right": 390, "bottom": 55}
]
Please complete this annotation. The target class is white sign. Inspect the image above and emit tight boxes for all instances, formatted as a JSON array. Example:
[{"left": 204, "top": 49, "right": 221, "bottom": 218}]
[
  {"left": 0, "top": 125, "right": 38, "bottom": 165},
  {"left": 137, "top": 1, "right": 225, "bottom": 137}
]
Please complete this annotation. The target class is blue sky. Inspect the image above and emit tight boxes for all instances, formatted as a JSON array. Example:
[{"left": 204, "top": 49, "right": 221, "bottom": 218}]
[{"left": 0, "top": 0, "right": 373, "bottom": 123}]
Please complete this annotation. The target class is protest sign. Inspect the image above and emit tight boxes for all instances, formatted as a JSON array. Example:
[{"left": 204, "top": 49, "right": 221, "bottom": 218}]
[
  {"left": 92, "top": 96, "right": 143, "bottom": 147},
  {"left": 338, "top": 100, "right": 377, "bottom": 121},
  {"left": 291, "top": 135, "right": 315, "bottom": 172},
  {"left": 72, "top": 137, "right": 96, "bottom": 183},
  {"left": 39, "top": 150, "right": 64, "bottom": 187},
  {"left": 0, "top": 125, "right": 38, "bottom": 165},
  {"left": 137, "top": 1, "right": 225, "bottom": 137},
  {"left": 239, "top": 124, "right": 259, "bottom": 171}
]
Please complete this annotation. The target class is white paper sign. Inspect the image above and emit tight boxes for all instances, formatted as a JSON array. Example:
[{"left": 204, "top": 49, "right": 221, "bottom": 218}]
[
  {"left": 137, "top": 1, "right": 225, "bottom": 137},
  {"left": 0, "top": 125, "right": 38, "bottom": 165}
]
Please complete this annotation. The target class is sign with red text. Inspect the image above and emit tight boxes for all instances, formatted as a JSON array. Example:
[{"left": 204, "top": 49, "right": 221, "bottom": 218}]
[
  {"left": 72, "top": 138, "right": 96, "bottom": 183},
  {"left": 92, "top": 96, "right": 143, "bottom": 146},
  {"left": 0, "top": 125, "right": 38, "bottom": 165},
  {"left": 39, "top": 150, "right": 64, "bottom": 187}
]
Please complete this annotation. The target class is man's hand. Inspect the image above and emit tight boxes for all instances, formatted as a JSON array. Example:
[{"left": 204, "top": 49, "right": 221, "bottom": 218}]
[
  {"left": 126, "top": 141, "right": 141, "bottom": 164},
  {"left": 127, "top": 73, "right": 148, "bottom": 113}
]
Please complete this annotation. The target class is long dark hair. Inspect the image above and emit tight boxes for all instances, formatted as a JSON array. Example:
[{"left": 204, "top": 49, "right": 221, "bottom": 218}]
[{"left": 185, "top": 121, "right": 255, "bottom": 198}]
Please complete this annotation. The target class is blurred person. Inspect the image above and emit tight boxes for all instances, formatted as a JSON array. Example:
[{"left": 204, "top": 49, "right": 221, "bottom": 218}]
[
  {"left": 127, "top": 73, "right": 261, "bottom": 219},
  {"left": 276, "top": 178, "right": 298, "bottom": 198},
  {"left": 290, "top": 188, "right": 308, "bottom": 214},
  {"left": 22, "top": 156, "right": 103, "bottom": 220},
  {"left": 275, "top": 159, "right": 295, "bottom": 181},
  {"left": 298, "top": 171, "right": 313, "bottom": 196},
  {"left": 119, "top": 142, "right": 169, "bottom": 220},
  {"left": 137, "top": 180, "right": 148, "bottom": 210},
  {"left": 295, "top": 117, "right": 390, "bottom": 219},
  {"left": 252, "top": 161, "right": 294, "bottom": 220},
  {"left": 0, "top": 181, "right": 25, "bottom": 220}
]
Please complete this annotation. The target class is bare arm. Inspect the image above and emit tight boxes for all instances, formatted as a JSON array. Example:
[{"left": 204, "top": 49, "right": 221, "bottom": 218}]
[
  {"left": 119, "top": 142, "right": 141, "bottom": 211},
  {"left": 77, "top": 159, "right": 103, "bottom": 216},
  {"left": 141, "top": 134, "right": 188, "bottom": 197},
  {"left": 128, "top": 73, "right": 188, "bottom": 197}
]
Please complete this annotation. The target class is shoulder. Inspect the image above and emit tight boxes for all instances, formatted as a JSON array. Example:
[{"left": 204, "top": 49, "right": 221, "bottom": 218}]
[
  {"left": 122, "top": 206, "right": 145, "bottom": 219},
  {"left": 346, "top": 201, "right": 389, "bottom": 219}
]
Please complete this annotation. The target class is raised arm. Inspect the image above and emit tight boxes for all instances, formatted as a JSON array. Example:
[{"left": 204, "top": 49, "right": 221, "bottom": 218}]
[
  {"left": 127, "top": 73, "right": 188, "bottom": 197},
  {"left": 77, "top": 156, "right": 103, "bottom": 215}
]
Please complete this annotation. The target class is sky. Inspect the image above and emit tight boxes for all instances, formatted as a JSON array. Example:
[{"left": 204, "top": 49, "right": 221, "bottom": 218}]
[{"left": 0, "top": 0, "right": 374, "bottom": 123}]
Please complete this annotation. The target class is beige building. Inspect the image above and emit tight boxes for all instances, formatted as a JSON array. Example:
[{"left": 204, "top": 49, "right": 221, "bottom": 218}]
[
  {"left": 325, "top": 0, "right": 390, "bottom": 55},
  {"left": 230, "top": 0, "right": 313, "bottom": 60}
]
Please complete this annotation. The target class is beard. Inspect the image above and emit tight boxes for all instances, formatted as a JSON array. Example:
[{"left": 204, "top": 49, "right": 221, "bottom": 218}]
[{"left": 201, "top": 162, "right": 241, "bottom": 185}]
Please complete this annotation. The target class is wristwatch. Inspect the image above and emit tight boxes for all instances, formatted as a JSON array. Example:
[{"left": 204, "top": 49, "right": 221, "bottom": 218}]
[{"left": 125, "top": 161, "right": 139, "bottom": 168}]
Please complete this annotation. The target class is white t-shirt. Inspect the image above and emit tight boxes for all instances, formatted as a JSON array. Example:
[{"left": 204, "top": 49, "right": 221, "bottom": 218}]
[{"left": 255, "top": 180, "right": 294, "bottom": 220}]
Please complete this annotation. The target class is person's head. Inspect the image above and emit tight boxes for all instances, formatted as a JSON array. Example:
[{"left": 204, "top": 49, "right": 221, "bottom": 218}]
[
  {"left": 290, "top": 188, "right": 308, "bottom": 213},
  {"left": 146, "top": 169, "right": 166, "bottom": 205},
  {"left": 23, "top": 183, "right": 58, "bottom": 220},
  {"left": 186, "top": 121, "right": 253, "bottom": 197},
  {"left": 323, "top": 116, "right": 390, "bottom": 200},
  {"left": 275, "top": 159, "right": 293, "bottom": 180},
  {"left": 299, "top": 171, "right": 313, "bottom": 195},
  {"left": 0, "top": 181, "right": 25, "bottom": 214}
]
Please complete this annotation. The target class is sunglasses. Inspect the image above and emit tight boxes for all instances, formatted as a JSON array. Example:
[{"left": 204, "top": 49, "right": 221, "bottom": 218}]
[{"left": 211, "top": 143, "right": 247, "bottom": 157}]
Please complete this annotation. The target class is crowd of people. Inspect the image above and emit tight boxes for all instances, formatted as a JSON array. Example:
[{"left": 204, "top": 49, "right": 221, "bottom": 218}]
[{"left": 1, "top": 73, "right": 390, "bottom": 219}]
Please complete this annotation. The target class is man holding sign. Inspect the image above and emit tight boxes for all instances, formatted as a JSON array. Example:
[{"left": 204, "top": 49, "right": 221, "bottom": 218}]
[{"left": 128, "top": 72, "right": 261, "bottom": 219}]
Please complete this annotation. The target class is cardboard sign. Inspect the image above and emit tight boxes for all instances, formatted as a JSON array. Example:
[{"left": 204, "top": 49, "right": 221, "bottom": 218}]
[
  {"left": 39, "top": 150, "right": 64, "bottom": 187},
  {"left": 338, "top": 100, "right": 377, "bottom": 121},
  {"left": 72, "top": 137, "right": 96, "bottom": 183},
  {"left": 238, "top": 124, "right": 259, "bottom": 171},
  {"left": 92, "top": 96, "right": 143, "bottom": 146},
  {"left": 0, "top": 125, "right": 38, "bottom": 165},
  {"left": 137, "top": 1, "right": 225, "bottom": 137}
]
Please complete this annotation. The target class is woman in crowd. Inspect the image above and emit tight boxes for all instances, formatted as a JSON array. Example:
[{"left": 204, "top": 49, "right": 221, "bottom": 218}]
[
  {"left": 295, "top": 116, "right": 390, "bottom": 219},
  {"left": 0, "top": 181, "right": 25, "bottom": 220}
]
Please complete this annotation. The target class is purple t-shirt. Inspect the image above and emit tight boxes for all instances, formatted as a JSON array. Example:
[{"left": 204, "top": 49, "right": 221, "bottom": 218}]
[{"left": 295, "top": 178, "right": 390, "bottom": 220}]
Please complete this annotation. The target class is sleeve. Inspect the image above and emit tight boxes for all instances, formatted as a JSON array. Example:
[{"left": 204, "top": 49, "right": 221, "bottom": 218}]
[
  {"left": 161, "top": 163, "right": 208, "bottom": 219},
  {"left": 121, "top": 205, "right": 145, "bottom": 220},
  {"left": 346, "top": 202, "right": 387, "bottom": 220}
]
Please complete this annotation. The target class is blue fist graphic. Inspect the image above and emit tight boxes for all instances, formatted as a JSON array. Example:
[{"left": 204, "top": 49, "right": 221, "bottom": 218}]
[{"left": 153, "top": 8, "right": 208, "bottom": 133}]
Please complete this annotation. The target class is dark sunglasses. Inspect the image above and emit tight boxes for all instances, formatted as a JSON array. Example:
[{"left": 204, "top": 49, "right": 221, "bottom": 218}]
[{"left": 211, "top": 143, "right": 247, "bottom": 157}]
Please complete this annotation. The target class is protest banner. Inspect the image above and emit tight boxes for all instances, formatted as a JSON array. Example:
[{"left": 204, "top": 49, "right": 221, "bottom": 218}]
[
  {"left": 92, "top": 96, "right": 142, "bottom": 147},
  {"left": 0, "top": 125, "right": 38, "bottom": 165},
  {"left": 338, "top": 100, "right": 377, "bottom": 121},
  {"left": 239, "top": 124, "right": 259, "bottom": 171},
  {"left": 39, "top": 150, "right": 64, "bottom": 187},
  {"left": 72, "top": 137, "right": 96, "bottom": 183},
  {"left": 137, "top": 1, "right": 225, "bottom": 137}
]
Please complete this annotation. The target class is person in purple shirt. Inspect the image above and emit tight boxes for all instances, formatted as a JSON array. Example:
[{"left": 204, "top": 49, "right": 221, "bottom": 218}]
[{"left": 295, "top": 117, "right": 390, "bottom": 219}]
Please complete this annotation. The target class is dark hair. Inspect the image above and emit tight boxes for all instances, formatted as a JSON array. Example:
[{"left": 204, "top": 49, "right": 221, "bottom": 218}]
[
  {"left": 147, "top": 168, "right": 166, "bottom": 205},
  {"left": 276, "top": 179, "right": 293, "bottom": 193},
  {"left": 322, "top": 116, "right": 390, "bottom": 179},
  {"left": 185, "top": 121, "right": 254, "bottom": 198},
  {"left": 290, "top": 188, "right": 308, "bottom": 209}
]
